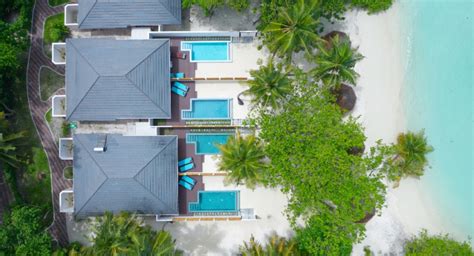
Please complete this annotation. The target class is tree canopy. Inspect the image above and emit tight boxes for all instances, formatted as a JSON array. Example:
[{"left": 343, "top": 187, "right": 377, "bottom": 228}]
[
  {"left": 310, "top": 35, "right": 364, "bottom": 89},
  {"left": 404, "top": 230, "right": 473, "bottom": 256},
  {"left": 260, "top": 0, "right": 323, "bottom": 61},
  {"left": 240, "top": 234, "right": 300, "bottom": 256},
  {"left": 245, "top": 60, "right": 292, "bottom": 110},
  {"left": 383, "top": 130, "right": 434, "bottom": 183},
  {"left": 217, "top": 132, "right": 267, "bottom": 189},
  {"left": 0, "top": 206, "right": 53, "bottom": 256},
  {"left": 78, "top": 212, "right": 181, "bottom": 256}
]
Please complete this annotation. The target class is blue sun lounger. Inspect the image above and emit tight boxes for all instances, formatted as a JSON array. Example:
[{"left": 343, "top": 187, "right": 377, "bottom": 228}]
[
  {"left": 170, "top": 72, "right": 185, "bottom": 79},
  {"left": 178, "top": 157, "right": 193, "bottom": 167},
  {"left": 171, "top": 86, "right": 186, "bottom": 97},
  {"left": 179, "top": 180, "right": 193, "bottom": 190},
  {"left": 173, "top": 81, "right": 189, "bottom": 92},
  {"left": 180, "top": 175, "right": 196, "bottom": 186},
  {"left": 179, "top": 162, "right": 194, "bottom": 173}
]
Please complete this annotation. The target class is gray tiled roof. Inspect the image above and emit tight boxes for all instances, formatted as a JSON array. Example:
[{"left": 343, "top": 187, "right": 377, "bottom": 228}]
[
  {"left": 66, "top": 39, "right": 171, "bottom": 121},
  {"left": 78, "top": 0, "right": 181, "bottom": 29},
  {"left": 73, "top": 134, "right": 178, "bottom": 218}
]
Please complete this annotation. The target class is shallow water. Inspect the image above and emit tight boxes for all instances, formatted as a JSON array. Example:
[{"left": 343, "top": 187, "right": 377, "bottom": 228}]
[{"left": 400, "top": 0, "right": 473, "bottom": 239}]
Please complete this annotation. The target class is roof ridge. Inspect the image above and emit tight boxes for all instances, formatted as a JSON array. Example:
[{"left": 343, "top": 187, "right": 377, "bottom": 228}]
[
  {"left": 158, "top": 0, "right": 181, "bottom": 24},
  {"left": 78, "top": 0, "right": 98, "bottom": 27},
  {"left": 67, "top": 42, "right": 100, "bottom": 121},
  {"left": 124, "top": 42, "right": 169, "bottom": 114},
  {"left": 74, "top": 135, "right": 108, "bottom": 216},
  {"left": 133, "top": 137, "right": 176, "bottom": 211}
]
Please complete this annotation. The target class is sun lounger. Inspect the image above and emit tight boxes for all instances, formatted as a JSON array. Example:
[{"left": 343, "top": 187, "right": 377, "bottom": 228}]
[
  {"left": 171, "top": 86, "right": 187, "bottom": 97},
  {"left": 173, "top": 81, "right": 189, "bottom": 92},
  {"left": 179, "top": 180, "right": 193, "bottom": 190},
  {"left": 178, "top": 157, "right": 193, "bottom": 167},
  {"left": 170, "top": 72, "right": 185, "bottom": 79},
  {"left": 181, "top": 175, "right": 196, "bottom": 186},
  {"left": 179, "top": 162, "right": 194, "bottom": 173}
]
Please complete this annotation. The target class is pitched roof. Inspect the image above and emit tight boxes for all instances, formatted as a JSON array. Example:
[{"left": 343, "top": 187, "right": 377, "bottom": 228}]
[
  {"left": 66, "top": 39, "right": 171, "bottom": 121},
  {"left": 78, "top": 0, "right": 181, "bottom": 29},
  {"left": 73, "top": 134, "right": 178, "bottom": 218}
]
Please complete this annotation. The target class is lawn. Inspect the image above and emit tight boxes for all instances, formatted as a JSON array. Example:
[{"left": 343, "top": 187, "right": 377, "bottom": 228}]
[
  {"left": 40, "top": 67, "right": 65, "bottom": 101},
  {"left": 49, "top": 0, "right": 69, "bottom": 7},
  {"left": 45, "top": 108, "right": 52, "bottom": 123}
]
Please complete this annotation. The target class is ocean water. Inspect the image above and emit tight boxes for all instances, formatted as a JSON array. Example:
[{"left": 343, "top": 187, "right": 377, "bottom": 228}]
[{"left": 400, "top": 0, "right": 473, "bottom": 239}]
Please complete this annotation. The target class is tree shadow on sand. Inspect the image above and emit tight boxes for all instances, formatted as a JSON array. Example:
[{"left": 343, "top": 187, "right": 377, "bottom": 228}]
[{"left": 166, "top": 223, "right": 227, "bottom": 255}]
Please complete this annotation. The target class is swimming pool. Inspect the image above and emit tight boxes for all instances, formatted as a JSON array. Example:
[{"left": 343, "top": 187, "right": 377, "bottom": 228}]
[
  {"left": 181, "top": 41, "right": 231, "bottom": 62},
  {"left": 189, "top": 190, "right": 240, "bottom": 212},
  {"left": 182, "top": 99, "right": 232, "bottom": 120},
  {"left": 186, "top": 133, "right": 233, "bottom": 155}
]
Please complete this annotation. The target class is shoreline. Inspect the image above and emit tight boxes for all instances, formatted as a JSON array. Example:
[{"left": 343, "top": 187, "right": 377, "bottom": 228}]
[{"left": 344, "top": 2, "right": 450, "bottom": 254}]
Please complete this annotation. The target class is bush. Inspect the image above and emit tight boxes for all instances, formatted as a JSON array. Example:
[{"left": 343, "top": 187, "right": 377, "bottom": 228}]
[
  {"left": 404, "top": 230, "right": 473, "bottom": 256},
  {"left": 351, "top": 0, "right": 393, "bottom": 14},
  {"left": 0, "top": 206, "right": 53, "bottom": 255},
  {"left": 227, "top": 0, "right": 250, "bottom": 12},
  {"left": 44, "top": 13, "right": 69, "bottom": 44}
]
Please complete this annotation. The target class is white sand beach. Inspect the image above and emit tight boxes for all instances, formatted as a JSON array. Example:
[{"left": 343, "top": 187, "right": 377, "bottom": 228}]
[{"left": 345, "top": 2, "right": 449, "bottom": 254}]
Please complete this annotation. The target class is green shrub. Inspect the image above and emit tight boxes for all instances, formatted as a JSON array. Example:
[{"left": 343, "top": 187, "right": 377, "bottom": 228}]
[
  {"left": 61, "top": 121, "right": 70, "bottom": 137},
  {"left": 44, "top": 13, "right": 69, "bottom": 44},
  {"left": 404, "top": 230, "right": 473, "bottom": 255},
  {"left": 48, "top": 0, "right": 69, "bottom": 7},
  {"left": 227, "top": 0, "right": 250, "bottom": 12},
  {"left": 351, "top": 0, "right": 393, "bottom": 14}
]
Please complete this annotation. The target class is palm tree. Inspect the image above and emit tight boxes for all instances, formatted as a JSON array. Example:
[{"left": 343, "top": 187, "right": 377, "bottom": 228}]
[
  {"left": 385, "top": 130, "right": 434, "bottom": 183},
  {"left": 84, "top": 212, "right": 140, "bottom": 256},
  {"left": 245, "top": 61, "right": 292, "bottom": 110},
  {"left": 240, "top": 235, "right": 300, "bottom": 256},
  {"left": 129, "top": 229, "right": 181, "bottom": 256},
  {"left": 262, "top": 0, "right": 323, "bottom": 61},
  {"left": 0, "top": 112, "right": 24, "bottom": 168},
  {"left": 217, "top": 132, "right": 266, "bottom": 189},
  {"left": 311, "top": 35, "right": 364, "bottom": 89}
]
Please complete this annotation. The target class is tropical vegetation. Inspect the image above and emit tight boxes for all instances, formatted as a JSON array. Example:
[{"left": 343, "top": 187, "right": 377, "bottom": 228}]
[
  {"left": 77, "top": 212, "right": 181, "bottom": 255},
  {"left": 0, "top": 206, "right": 53, "bottom": 256},
  {"left": 240, "top": 234, "right": 300, "bottom": 255},
  {"left": 254, "top": 74, "right": 387, "bottom": 253},
  {"left": 182, "top": 0, "right": 250, "bottom": 16},
  {"left": 44, "top": 13, "right": 69, "bottom": 45},
  {"left": 217, "top": 132, "right": 266, "bottom": 189},
  {"left": 260, "top": 0, "right": 323, "bottom": 61},
  {"left": 404, "top": 230, "right": 473, "bottom": 255},
  {"left": 0, "top": 112, "right": 24, "bottom": 168},
  {"left": 310, "top": 35, "right": 364, "bottom": 89},
  {"left": 245, "top": 61, "right": 292, "bottom": 110},
  {"left": 383, "top": 130, "right": 433, "bottom": 183}
]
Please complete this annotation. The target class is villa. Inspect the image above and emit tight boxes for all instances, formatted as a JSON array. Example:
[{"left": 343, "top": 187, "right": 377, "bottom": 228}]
[
  {"left": 64, "top": 0, "right": 181, "bottom": 29},
  {"left": 53, "top": 0, "right": 266, "bottom": 227}
]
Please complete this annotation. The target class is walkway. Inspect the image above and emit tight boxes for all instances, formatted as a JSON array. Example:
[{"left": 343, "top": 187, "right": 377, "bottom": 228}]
[{"left": 26, "top": 0, "right": 71, "bottom": 246}]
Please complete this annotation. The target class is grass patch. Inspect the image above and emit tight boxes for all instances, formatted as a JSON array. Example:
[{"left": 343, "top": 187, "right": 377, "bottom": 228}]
[
  {"left": 45, "top": 108, "right": 52, "bottom": 123},
  {"left": 21, "top": 148, "right": 52, "bottom": 212},
  {"left": 43, "top": 13, "right": 69, "bottom": 57},
  {"left": 63, "top": 166, "right": 73, "bottom": 179},
  {"left": 49, "top": 0, "right": 69, "bottom": 7},
  {"left": 40, "top": 67, "right": 64, "bottom": 101}
]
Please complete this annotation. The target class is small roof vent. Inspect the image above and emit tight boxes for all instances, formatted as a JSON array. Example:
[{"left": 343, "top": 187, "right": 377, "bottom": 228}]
[{"left": 93, "top": 134, "right": 107, "bottom": 152}]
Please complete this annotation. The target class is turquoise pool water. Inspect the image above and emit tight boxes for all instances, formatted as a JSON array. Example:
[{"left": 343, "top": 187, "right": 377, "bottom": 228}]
[
  {"left": 189, "top": 191, "right": 239, "bottom": 212},
  {"left": 186, "top": 133, "right": 233, "bottom": 155},
  {"left": 182, "top": 99, "right": 231, "bottom": 120},
  {"left": 400, "top": 0, "right": 473, "bottom": 239},
  {"left": 181, "top": 41, "right": 230, "bottom": 62}
]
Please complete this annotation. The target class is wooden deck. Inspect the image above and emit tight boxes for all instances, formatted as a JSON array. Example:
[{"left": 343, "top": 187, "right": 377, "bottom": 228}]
[{"left": 26, "top": 0, "right": 71, "bottom": 246}]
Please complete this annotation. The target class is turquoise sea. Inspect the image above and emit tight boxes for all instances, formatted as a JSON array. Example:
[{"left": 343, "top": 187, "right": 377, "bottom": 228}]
[{"left": 400, "top": 0, "right": 473, "bottom": 239}]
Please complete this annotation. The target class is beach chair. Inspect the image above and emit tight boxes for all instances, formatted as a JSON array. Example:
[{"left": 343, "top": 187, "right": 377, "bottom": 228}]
[
  {"left": 179, "top": 162, "right": 194, "bottom": 173},
  {"left": 173, "top": 81, "right": 189, "bottom": 92},
  {"left": 178, "top": 157, "right": 193, "bottom": 167},
  {"left": 179, "top": 180, "right": 193, "bottom": 190},
  {"left": 171, "top": 86, "right": 187, "bottom": 97},
  {"left": 181, "top": 176, "right": 196, "bottom": 186},
  {"left": 175, "top": 72, "right": 185, "bottom": 79}
]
